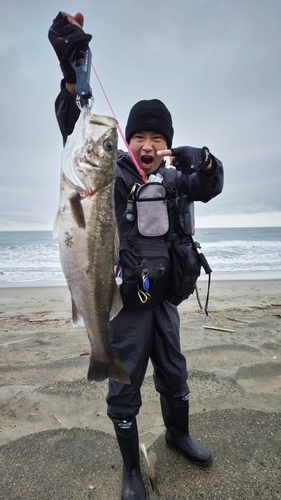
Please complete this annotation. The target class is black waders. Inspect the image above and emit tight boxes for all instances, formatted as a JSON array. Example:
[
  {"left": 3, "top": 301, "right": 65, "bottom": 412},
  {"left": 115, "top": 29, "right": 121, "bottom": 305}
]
[
  {"left": 160, "top": 395, "right": 212, "bottom": 466},
  {"left": 114, "top": 417, "right": 146, "bottom": 499}
]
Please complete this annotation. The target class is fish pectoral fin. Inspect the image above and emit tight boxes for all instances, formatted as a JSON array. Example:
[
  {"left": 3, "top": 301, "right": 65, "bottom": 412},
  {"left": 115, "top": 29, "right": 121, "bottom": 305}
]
[
  {"left": 109, "top": 281, "right": 123, "bottom": 321},
  {"left": 114, "top": 226, "right": 120, "bottom": 261},
  {"left": 53, "top": 210, "right": 61, "bottom": 239},
  {"left": 69, "top": 192, "right": 86, "bottom": 229},
  {"left": 71, "top": 297, "right": 85, "bottom": 327}
]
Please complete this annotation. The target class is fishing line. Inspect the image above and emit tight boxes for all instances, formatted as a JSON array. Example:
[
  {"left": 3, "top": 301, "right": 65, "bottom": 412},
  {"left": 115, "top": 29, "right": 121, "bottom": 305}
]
[{"left": 90, "top": 62, "right": 147, "bottom": 184}]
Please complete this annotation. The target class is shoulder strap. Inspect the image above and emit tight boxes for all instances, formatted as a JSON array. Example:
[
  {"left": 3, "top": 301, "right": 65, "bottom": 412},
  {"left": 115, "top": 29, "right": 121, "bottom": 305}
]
[
  {"left": 117, "top": 155, "right": 145, "bottom": 191},
  {"left": 162, "top": 166, "right": 178, "bottom": 189}
]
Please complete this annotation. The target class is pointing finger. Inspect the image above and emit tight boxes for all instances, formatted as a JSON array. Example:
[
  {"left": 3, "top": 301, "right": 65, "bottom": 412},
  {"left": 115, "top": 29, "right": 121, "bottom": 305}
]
[{"left": 157, "top": 149, "right": 172, "bottom": 157}]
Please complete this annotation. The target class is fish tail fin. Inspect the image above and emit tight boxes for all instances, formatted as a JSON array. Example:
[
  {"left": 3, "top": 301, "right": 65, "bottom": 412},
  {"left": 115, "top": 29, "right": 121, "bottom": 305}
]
[{"left": 87, "top": 357, "right": 130, "bottom": 385}]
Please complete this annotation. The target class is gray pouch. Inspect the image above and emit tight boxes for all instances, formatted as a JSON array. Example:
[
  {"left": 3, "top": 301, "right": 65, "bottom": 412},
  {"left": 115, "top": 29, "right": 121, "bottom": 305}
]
[{"left": 136, "top": 183, "right": 169, "bottom": 237}]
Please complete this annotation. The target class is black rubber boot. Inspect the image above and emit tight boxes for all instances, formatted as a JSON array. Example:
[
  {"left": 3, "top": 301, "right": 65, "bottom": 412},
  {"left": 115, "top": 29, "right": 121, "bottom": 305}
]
[
  {"left": 113, "top": 417, "right": 146, "bottom": 499},
  {"left": 160, "top": 395, "right": 212, "bottom": 466}
]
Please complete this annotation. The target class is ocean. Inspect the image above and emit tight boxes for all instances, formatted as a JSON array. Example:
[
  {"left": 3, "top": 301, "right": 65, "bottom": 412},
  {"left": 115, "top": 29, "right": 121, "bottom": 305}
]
[{"left": 0, "top": 227, "right": 280, "bottom": 287}]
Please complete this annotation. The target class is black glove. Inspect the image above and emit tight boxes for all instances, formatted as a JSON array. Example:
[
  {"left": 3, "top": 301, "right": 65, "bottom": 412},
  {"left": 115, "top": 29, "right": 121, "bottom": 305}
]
[
  {"left": 48, "top": 12, "right": 92, "bottom": 83},
  {"left": 171, "top": 146, "right": 210, "bottom": 174}
]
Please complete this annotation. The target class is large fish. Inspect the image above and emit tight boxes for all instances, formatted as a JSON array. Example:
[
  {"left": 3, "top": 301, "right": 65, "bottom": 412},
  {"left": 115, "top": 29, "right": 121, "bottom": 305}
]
[{"left": 56, "top": 105, "right": 130, "bottom": 384}]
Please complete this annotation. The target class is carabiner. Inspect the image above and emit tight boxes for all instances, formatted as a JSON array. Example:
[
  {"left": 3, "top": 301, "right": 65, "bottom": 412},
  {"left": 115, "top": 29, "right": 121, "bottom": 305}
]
[{"left": 137, "top": 289, "right": 151, "bottom": 304}]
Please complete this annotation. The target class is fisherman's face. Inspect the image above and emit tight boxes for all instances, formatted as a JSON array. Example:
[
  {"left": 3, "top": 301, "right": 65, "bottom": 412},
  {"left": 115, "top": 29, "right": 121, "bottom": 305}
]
[{"left": 129, "top": 131, "right": 167, "bottom": 175}]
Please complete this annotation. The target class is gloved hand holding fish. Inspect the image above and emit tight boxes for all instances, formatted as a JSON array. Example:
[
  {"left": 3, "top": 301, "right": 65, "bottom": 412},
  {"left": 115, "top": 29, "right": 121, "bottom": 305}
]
[
  {"left": 55, "top": 104, "right": 130, "bottom": 385},
  {"left": 49, "top": 11, "right": 92, "bottom": 101},
  {"left": 48, "top": 11, "right": 92, "bottom": 85}
]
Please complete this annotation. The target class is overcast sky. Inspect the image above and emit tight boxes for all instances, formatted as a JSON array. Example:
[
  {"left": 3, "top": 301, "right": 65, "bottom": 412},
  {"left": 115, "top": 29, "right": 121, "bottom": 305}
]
[{"left": 0, "top": 0, "right": 280, "bottom": 230}]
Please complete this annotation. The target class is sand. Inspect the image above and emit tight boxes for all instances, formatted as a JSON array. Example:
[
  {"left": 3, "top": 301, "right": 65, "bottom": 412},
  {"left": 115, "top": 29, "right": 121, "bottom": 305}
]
[{"left": 0, "top": 280, "right": 280, "bottom": 499}]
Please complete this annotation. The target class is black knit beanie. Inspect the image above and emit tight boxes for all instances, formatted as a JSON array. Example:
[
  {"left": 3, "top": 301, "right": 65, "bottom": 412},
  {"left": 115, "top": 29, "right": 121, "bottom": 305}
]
[{"left": 125, "top": 99, "right": 174, "bottom": 149}]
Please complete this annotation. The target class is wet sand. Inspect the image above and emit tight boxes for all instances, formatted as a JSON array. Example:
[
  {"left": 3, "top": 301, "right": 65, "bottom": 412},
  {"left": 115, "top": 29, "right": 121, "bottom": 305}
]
[{"left": 0, "top": 280, "right": 280, "bottom": 499}]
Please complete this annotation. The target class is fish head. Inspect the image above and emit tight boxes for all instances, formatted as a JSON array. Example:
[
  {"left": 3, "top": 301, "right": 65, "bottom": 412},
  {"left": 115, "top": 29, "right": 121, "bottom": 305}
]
[
  {"left": 75, "top": 114, "right": 118, "bottom": 194},
  {"left": 61, "top": 109, "right": 118, "bottom": 194}
]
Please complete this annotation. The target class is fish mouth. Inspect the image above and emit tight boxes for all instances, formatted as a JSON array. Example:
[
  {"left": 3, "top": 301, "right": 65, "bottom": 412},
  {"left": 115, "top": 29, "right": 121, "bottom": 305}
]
[{"left": 140, "top": 155, "right": 154, "bottom": 165}]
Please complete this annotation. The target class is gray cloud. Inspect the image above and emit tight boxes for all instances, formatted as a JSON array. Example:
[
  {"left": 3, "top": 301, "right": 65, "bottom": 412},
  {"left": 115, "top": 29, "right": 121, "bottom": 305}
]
[{"left": 0, "top": 0, "right": 280, "bottom": 229}]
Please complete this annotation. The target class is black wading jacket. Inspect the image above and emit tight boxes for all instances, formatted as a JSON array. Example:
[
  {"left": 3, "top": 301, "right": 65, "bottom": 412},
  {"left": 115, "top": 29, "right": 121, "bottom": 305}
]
[{"left": 55, "top": 82, "right": 224, "bottom": 306}]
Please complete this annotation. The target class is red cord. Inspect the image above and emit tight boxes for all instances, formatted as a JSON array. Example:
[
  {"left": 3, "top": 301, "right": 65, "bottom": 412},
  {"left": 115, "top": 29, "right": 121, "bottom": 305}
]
[{"left": 91, "top": 62, "right": 147, "bottom": 183}]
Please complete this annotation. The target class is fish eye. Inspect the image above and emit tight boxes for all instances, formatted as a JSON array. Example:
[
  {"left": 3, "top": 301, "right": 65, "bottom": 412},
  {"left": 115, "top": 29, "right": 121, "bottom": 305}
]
[{"left": 103, "top": 140, "right": 113, "bottom": 151}]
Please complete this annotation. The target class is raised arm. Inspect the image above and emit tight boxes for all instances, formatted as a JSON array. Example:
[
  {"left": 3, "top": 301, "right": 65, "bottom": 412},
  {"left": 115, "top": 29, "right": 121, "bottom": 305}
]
[
  {"left": 158, "top": 146, "right": 224, "bottom": 202},
  {"left": 48, "top": 11, "right": 92, "bottom": 144}
]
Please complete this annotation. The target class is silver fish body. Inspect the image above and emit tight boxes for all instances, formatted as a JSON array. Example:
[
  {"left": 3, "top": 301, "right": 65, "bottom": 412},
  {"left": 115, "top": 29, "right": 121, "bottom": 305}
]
[{"left": 57, "top": 106, "right": 130, "bottom": 384}]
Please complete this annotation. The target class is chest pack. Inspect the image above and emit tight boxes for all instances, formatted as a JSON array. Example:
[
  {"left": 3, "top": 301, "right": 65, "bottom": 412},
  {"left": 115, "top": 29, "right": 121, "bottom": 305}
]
[
  {"left": 118, "top": 165, "right": 212, "bottom": 312},
  {"left": 135, "top": 182, "right": 169, "bottom": 237},
  {"left": 117, "top": 180, "right": 170, "bottom": 309},
  {"left": 162, "top": 168, "right": 212, "bottom": 311}
]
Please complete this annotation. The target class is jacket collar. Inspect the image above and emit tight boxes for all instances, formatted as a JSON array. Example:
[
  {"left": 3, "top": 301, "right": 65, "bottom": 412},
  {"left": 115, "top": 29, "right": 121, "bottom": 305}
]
[{"left": 117, "top": 149, "right": 166, "bottom": 182}]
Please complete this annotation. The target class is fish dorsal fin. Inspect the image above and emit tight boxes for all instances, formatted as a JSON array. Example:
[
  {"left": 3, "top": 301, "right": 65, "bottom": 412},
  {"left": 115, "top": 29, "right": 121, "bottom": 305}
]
[{"left": 109, "top": 281, "right": 123, "bottom": 321}]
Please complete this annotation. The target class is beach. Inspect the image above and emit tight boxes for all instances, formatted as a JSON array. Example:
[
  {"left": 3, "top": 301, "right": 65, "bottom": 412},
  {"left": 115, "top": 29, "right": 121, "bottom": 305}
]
[{"left": 0, "top": 280, "right": 281, "bottom": 499}]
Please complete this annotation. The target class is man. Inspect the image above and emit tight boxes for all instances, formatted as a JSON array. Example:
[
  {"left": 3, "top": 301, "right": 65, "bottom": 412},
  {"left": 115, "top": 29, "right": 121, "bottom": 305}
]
[{"left": 49, "top": 12, "right": 224, "bottom": 500}]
